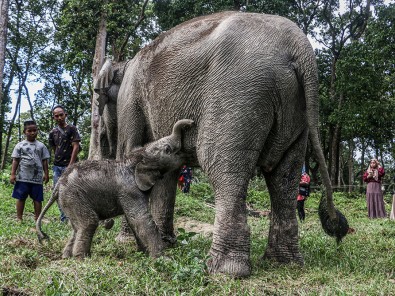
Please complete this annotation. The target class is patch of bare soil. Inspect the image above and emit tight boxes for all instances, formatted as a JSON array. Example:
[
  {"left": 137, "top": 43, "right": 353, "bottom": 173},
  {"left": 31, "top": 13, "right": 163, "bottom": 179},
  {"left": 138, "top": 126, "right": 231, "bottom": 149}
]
[
  {"left": 175, "top": 217, "right": 213, "bottom": 237},
  {"left": 2, "top": 286, "right": 29, "bottom": 296},
  {"left": 175, "top": 204, "right": 270, "bottom": 238}
]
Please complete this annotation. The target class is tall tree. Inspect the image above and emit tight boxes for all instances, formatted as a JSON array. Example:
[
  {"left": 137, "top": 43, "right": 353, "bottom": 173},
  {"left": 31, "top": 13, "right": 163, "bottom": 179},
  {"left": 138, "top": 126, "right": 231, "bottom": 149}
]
[
  {"left": 0, "top": 0, "right": 9, "bottom": 164},
  {"left": 1, "top": 0, "right": 55, "bottom": 169},
  {"left": 336, "top": 2, "right": 395, "bottom": 184},
  {"left": 89, "top": 1, "right": 108, "bottom": 160},
  {"left": 314, "top": 0, "right": 372, "bottom": 185}
]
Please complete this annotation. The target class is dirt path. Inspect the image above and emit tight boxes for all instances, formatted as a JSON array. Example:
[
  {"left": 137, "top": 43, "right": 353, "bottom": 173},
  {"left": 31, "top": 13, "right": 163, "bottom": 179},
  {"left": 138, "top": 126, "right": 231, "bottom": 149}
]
[{"left": 175, "top": 217, "right": 213, "bottom": 237}]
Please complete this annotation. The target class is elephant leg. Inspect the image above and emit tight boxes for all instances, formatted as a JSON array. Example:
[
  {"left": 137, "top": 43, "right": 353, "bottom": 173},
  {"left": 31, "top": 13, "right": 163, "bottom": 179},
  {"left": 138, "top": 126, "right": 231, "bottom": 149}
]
[
  {"left": 262, "top": 132, "right": 307, "bottom": 264},
  {"left": 115, "top": 216, "right": 135, "bottom": 243},
  {"left": 125, "top": 215, "right": 165, "bottom": 258},
  {"left": 106, "top": 102, "right": 117, "bottom": 159},
  {"left": 72, "top": 221, "right": 99, "bottom": 258},
  {"left": 115, "top": 105, "right": 145, "bottom": 242},
  {"left": 206, "top": 169, "right": 254, "bottom": 278},
  {"left": 149, "top": 169, "right": 179, "bottom": 245},
  {"left": 62, "top": 226, "right": 77, "bottom": 259},
  {"left": 120, "top": 194, "right": 165, "bottom": 257}
]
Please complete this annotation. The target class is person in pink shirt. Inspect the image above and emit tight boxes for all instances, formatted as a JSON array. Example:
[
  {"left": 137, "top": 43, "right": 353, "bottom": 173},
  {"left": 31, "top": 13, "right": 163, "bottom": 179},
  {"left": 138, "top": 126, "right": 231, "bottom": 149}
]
[
  {"left": 363, "top": 158, "right": 386, "bottom": 218},
  {"left": 297, "top": 172, "right": 311, "bottom": 222}
]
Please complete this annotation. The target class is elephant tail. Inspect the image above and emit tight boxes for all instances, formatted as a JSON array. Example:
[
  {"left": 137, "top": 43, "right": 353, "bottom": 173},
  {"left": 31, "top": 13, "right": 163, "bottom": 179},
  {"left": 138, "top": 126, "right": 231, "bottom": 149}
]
[
  {"left": 308, "top": 112, "right": 349, "bottom": 243},
  {"left": 298, "top": 46, "right": 349, "bottom": 243},
  {"left": 36, "top": 182, "right": 60, "bottom": 243},
  {"left": 318, "top": 194, "right": 349, "bottom": 244}
]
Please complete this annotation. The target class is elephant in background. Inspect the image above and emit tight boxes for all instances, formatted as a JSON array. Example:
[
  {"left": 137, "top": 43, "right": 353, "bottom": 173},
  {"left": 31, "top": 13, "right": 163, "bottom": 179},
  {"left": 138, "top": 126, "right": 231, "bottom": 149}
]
[
  {"left": 93, "top": 58, "right": 129, "bottom": 159},
  {"left": 36, "top": 119, "right": 194, "bottom": 259},
  {"left": 94, "top": 11, "right": 348, "bottom": 277}
]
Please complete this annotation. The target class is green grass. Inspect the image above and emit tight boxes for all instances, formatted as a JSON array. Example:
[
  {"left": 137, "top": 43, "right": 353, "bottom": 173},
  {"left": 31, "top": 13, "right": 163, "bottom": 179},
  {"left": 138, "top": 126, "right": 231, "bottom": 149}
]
[{"left": 1, "top": 177, "right": 395, "bottom": 295}]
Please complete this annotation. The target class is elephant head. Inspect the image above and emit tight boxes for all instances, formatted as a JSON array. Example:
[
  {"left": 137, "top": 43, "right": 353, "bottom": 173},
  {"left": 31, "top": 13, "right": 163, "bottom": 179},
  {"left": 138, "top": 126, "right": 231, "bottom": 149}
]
[
  {"left": 135, "top": 119, "right": 194, "bottom": 191},
  {"left": 94, "top": 58, "right": 128, "bottom": 116}
]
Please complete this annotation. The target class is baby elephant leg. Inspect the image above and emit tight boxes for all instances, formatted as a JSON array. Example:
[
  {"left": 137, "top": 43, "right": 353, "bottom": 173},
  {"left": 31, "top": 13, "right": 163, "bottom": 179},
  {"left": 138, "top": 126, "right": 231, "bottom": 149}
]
[
  {"left": 120, "top": 194, "right": 165, "bottom": 257},
  {"left": 128, "top": 214, "right": 165, "bottom": 258},
  {"left": 62, "top": 227, "right": 77, "bottom": 259},
  {"left": 72, "top": 221, "right": 99, "bottom": 258}
]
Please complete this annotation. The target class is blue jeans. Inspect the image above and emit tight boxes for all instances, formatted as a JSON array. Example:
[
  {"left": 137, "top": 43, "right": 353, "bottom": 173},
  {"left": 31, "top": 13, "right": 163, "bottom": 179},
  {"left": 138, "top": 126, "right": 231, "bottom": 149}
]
[{"left": 53, "top": 165, "right": 68, "bottom": 222}]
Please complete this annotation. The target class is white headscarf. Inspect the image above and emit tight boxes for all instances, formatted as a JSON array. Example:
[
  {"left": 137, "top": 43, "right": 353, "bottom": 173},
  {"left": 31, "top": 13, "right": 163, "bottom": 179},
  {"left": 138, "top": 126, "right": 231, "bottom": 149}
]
[{"left": 367, "top": 158, "right": 381, "bottom": 181}]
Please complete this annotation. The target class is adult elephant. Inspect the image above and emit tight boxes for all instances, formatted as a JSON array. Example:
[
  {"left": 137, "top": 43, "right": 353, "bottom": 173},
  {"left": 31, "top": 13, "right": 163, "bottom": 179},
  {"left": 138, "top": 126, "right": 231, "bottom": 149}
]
[
  {"left": 95, "top": 11, "right": 348, "bottom": 277},
  {"left": 94, "top": 58, "right": 129, "bottom": 159}
]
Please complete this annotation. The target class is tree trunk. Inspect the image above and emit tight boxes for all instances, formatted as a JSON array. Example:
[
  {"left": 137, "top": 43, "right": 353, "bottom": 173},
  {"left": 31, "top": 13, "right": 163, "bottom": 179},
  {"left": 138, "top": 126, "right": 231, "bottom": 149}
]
[
  {"left": 0, "top": 0, "right": 9, "bottom": 165},
  {"left": 88, "top": 7, "right": 107, "bottom": 160},
  {"left": 360, "top": 140, "right": 366, "bottom": 187},
  {"left": 0, "top": 89, "right": 20, "bottom": 170},
  {"left": 348, "top": 140, "right": 354, "bottom": 193}
]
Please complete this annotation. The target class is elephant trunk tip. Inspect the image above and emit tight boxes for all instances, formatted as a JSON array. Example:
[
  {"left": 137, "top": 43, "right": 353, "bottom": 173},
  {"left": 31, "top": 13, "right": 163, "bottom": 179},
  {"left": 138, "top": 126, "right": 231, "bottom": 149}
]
[
  {"left": 172, "top": 119, "right": 194, "bottom": 135},
  {"left": 37, "top": 230, "right": 49, "bottom": 243},
  {"left": 318, "top": 199, "right": 349, "bottom": 244},
  {"left": 169, "top": 119, "right": 194, "bottom": 148}
]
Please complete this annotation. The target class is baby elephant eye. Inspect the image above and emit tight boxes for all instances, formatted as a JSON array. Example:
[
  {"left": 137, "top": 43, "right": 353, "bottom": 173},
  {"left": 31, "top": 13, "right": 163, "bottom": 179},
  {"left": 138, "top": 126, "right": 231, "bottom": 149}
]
[{"left": 164, "top": 144, "right": 172, "bottom": 154}]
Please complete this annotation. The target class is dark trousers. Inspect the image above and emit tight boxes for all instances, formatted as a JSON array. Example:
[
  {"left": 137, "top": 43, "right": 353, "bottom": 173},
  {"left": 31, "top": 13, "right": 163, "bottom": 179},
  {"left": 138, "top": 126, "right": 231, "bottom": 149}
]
[
  {"left": 297, "top": 199, "right": 305, "bottom": 221},
  {"left": 182, "top": 181, "right": 191, "bottom": 193},
  {"left": 53, "top": 165, "right": 68, "bottom": 222}
]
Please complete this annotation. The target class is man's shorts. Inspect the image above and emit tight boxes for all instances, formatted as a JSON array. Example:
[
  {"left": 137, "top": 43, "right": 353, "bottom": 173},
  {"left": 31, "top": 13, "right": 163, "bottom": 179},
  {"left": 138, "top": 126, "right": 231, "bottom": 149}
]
[{"left": 12, "top": 181, "right": 44, "bottom": 202}]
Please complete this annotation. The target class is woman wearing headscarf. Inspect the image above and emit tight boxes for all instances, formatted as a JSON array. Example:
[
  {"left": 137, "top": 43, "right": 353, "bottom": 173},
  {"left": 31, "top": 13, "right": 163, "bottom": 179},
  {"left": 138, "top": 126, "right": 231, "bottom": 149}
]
[{"left": 363, "top": 159, "right": 386, "bottom": 218}]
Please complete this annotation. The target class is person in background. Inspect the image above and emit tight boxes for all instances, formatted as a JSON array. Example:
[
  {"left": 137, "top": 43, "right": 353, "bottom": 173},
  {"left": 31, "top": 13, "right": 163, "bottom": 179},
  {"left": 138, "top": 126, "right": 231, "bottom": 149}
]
[
  {"left": 390, "top": 175, "right": 395, "bottom": 220},
  {"left": 296, "top": 170, "right": 310, "bottom": 222},
  {"left": 48, "top": 105, "right": 81, "bottom": 222},
  {"left": 10, "top": 120, "right": 50, "bottom": 221},
  {"left": 363, "top": 158, "right": 386, "bottom": 218},
  {"left": 178, "top": 173, "right": 184, "bottom": 191},
  {"left": 180, "top": 165, "right": 193, "bottom": 193}
]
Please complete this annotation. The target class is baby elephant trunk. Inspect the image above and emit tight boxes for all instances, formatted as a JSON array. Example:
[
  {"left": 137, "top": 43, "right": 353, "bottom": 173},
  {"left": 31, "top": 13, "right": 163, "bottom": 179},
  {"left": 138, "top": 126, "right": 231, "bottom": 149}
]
[{"left": 167, "top": 119, "right": 194, "bottom": 151}]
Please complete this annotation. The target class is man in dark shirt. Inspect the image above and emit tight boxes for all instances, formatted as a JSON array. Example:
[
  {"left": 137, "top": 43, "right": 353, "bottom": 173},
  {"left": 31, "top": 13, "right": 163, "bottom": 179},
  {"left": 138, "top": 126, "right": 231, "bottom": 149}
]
[{"left": 48, "top": 105, "right": 81, "bottom": 222}]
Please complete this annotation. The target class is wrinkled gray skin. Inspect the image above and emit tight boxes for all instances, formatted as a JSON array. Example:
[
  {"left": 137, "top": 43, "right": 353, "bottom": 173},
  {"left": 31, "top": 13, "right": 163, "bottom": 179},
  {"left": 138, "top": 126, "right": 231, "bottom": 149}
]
[
  {"left": 95, "top": 12, "right": 348, "bottom": 277},
  {"left": 94, "top": 59, "right": 129, "bottom": 159},
  {"left": 36, "top": 119, "right": 194, "bottom": 259}
]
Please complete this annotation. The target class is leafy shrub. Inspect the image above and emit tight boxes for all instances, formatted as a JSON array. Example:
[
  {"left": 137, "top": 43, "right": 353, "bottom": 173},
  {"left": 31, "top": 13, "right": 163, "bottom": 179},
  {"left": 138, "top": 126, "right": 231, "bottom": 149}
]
[
  {"left": 248, "top": 175, "right": 267, "bottom": 191},
  {"left": 188, "top": 182, "right": 214, "bottom": 203},
  {"left": 247, "top": 189, "right": 271, "bottom": 210}
]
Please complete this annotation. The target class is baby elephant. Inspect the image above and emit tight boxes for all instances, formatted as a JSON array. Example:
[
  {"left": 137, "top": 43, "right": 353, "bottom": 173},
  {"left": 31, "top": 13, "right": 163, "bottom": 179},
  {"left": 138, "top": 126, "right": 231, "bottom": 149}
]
[{"left": 36, "top": 119, "right": 193, "bottom": 259}]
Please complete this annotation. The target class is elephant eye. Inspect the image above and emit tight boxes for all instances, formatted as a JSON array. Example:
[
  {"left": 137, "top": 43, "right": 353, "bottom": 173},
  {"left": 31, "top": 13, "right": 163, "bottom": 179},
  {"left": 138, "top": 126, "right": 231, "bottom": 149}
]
[{"left": 164, "top": 144, "right": 172, "bottom": 155}]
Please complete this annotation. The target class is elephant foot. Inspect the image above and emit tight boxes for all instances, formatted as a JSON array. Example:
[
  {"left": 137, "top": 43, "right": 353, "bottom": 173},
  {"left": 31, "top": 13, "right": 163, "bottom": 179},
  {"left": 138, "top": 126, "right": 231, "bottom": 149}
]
[
  {"left": 62, "top": 251, "right": 72, "bottom": 259},
  {"left": 148, "top": 244, "right": 165, "bottom": 258},
  {"left": 207, "top": 250, "right": 251, "bottom": 278},
  {"left": 115, "top": 231, "right": 135, "bottom": 243},
  {"left": 102, "top": 219, "right": 114, "bottom": 230},
  {"left": 161, "top": 233, "right": 177, "bottom": 248},
  {"left": 262, "top": 245, "right": 304, "bottom": 265}
]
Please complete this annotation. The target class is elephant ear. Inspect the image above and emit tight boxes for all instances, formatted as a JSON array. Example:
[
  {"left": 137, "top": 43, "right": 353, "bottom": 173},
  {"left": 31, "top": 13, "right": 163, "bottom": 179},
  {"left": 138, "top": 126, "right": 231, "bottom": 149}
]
[
  {"left": 94, "top": 59, "right": 114, "bottom": 93},
  {"left": 135, "top": 162, "right": 162, "bottom": 191},
  {"left": 94, "top": 59, "right": 114, "bottom": 115}
]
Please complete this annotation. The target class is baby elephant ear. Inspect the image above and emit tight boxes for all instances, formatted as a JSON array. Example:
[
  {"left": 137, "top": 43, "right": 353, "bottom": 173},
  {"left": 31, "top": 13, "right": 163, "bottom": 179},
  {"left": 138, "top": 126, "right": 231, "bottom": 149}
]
[{"left": 135, "top": 163, "right": 162, "bottom": 191}]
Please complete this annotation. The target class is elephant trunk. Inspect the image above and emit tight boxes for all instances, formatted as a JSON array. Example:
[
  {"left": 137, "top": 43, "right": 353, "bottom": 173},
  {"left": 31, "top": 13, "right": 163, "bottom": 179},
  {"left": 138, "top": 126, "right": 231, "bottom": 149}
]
[{"left": 168, "top": 119, "right": 194, "bottom": 150}]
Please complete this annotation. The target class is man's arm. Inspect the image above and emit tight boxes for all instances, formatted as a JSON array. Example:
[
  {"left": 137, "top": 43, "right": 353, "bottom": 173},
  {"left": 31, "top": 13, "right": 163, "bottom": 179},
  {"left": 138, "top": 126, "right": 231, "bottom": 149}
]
[{"left": 69, "top": 141, "right": 80, "bottom": 166}]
